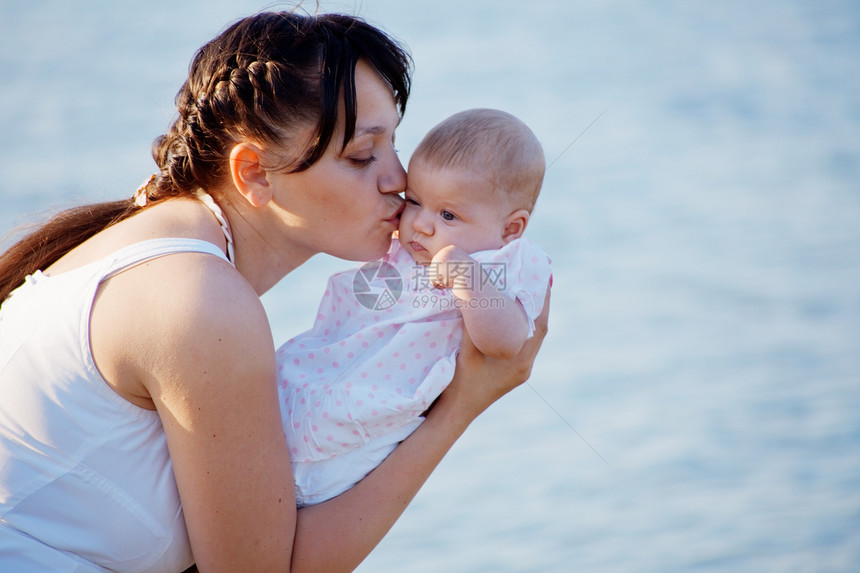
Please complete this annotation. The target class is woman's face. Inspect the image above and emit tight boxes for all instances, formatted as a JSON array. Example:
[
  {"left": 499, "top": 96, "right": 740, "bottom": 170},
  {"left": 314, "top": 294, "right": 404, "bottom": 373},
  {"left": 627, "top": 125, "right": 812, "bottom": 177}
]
[{"left": 270, "top": 59, "right": 406, "bottom": 262}]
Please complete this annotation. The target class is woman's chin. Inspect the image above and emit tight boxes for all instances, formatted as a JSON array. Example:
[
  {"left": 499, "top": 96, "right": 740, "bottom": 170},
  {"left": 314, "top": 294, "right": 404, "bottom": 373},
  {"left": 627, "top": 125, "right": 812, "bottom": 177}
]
[{"left": 333, "top": 234, "right": 393, "bottom": 262}]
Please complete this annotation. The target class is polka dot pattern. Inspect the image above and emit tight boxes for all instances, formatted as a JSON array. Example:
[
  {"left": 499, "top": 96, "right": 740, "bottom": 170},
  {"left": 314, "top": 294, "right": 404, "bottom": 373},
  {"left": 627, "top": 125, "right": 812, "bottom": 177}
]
[{"left": 277, "top": 237, "right": 551, "bottom": 471}]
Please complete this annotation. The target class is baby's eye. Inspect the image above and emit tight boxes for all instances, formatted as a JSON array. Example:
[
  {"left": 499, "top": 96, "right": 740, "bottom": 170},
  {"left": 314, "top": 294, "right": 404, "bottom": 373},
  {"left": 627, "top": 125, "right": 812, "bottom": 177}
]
[
  {"left": 441, "top": 210, "right": 456, "bottom": 221},
  {"left": 405, "top": 198, "right": 420, "bottom": 206}
]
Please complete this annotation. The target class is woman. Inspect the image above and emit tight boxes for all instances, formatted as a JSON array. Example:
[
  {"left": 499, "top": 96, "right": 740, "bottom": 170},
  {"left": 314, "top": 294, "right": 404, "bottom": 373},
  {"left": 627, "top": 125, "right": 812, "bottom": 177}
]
[{"left": 0, "top": 11, "right": 549, "bottom": 572}]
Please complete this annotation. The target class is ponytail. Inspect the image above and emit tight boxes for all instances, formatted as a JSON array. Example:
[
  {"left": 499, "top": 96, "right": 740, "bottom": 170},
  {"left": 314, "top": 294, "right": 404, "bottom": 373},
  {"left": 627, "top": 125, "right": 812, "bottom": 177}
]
[{"left": 0, "top": 199, "right": 136, "bottom": 302}]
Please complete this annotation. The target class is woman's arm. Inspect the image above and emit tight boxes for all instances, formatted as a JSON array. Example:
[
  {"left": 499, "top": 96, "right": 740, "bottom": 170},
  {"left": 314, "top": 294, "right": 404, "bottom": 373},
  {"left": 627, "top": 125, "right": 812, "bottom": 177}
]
[
  {"left": 289, "top": 287, "right": 550, "bottom": 572},
  {"left": 102, "top": 254, "right": 298, "bottom": 572},
  {"left": 111, "top": 252, "right": 548, "bottom": 572}
]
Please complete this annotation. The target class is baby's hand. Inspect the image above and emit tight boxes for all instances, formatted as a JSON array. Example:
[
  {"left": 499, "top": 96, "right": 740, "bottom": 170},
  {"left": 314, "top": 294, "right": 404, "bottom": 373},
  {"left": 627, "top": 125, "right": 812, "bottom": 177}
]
[{"left": 430, "top": 245, "right": 476, "bottom": 293}]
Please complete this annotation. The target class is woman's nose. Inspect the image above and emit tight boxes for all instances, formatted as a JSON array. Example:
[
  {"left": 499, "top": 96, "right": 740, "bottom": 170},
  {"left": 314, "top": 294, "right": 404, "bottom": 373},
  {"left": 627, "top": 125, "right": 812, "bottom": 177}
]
[{"left": 379, "top": 149, "right": 407, "bottom": 195}]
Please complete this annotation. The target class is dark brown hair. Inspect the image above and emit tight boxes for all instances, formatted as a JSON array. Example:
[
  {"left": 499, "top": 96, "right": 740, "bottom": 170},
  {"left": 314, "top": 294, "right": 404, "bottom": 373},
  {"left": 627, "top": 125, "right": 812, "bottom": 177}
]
[{"left": 0, "top": 11, "right": 411, "bottom": 302}]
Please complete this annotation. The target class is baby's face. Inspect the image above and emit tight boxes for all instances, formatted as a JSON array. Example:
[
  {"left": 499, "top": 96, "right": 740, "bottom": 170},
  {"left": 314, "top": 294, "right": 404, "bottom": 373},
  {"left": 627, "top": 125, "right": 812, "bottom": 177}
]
[{"left": 399, "top": 160, "right": 510, "bottom": 264}]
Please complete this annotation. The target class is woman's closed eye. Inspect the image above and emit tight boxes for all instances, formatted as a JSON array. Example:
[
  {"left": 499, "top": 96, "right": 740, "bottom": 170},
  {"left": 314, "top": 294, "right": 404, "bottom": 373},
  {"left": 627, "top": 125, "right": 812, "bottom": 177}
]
[{"left": 350, "top": 155, "right": 378, "bottom": 167}]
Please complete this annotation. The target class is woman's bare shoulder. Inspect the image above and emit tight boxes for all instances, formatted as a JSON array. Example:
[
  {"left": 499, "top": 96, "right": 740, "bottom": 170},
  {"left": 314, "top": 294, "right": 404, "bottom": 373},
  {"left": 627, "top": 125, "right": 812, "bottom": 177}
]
[
  {"left": 93, "top": 249, "right": 295, "bottom": 565},
  {"left": 90, "top": 243, "right": 271, "bottom": 409}
]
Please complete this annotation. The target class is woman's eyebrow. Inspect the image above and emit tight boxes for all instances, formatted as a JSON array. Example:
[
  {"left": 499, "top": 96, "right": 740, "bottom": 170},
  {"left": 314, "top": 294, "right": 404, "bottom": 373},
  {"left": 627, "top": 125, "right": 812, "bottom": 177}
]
[{"left": 355, "top": 125, "right": 387, "bottom": 137}]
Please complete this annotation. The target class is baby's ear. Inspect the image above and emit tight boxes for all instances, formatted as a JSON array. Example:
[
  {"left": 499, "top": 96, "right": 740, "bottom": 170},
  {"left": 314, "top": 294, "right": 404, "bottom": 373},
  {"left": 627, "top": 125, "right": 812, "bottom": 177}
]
[{"left": 501, "top": 209, "right": 530, "bottom": 244}]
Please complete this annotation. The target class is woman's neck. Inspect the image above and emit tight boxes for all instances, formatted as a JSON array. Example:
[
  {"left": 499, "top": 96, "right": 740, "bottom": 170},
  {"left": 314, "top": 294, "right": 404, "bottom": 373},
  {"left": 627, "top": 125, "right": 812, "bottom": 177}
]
[{"left": 218, "top": 194, "right": 318, "bottom": 296}]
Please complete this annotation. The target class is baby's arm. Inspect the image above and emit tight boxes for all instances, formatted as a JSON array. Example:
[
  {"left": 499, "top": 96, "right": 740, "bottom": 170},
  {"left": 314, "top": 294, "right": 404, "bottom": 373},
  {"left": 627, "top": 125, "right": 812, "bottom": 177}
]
[{"left": 431, "top": 245, "right": 529, "bottom": 360}]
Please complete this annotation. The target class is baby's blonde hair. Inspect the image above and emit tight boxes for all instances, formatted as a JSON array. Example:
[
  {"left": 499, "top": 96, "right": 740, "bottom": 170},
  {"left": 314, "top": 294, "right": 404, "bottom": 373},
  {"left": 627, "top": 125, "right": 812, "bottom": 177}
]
[{"left": 411, "top": 108, "right": 545, "bottom": 212}]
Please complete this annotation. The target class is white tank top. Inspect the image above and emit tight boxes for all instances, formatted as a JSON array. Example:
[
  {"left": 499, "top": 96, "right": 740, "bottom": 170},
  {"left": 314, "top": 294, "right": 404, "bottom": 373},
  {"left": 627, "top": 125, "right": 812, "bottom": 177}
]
[{"left": 0, "top": 238, "right": 231, "bottom": 572}]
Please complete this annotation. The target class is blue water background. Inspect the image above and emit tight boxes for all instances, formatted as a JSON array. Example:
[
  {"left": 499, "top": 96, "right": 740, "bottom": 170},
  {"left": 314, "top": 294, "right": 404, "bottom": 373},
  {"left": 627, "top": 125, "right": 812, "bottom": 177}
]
[{"left": 1, "top": 1, "right": 859, "bottom": 571}]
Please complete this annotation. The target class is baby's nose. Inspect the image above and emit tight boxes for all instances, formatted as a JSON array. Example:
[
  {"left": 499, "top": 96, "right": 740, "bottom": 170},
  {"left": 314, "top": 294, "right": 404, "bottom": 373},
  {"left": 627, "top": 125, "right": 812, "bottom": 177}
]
[{"left": 411, "top": 210, "right": 434, "bottom": 235}]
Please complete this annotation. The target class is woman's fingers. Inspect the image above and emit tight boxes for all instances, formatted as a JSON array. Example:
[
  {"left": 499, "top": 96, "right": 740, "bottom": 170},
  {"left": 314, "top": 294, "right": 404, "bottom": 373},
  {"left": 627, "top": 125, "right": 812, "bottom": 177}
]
[{"left": 507, "top": 285, "right": 551, "bottom": 382}]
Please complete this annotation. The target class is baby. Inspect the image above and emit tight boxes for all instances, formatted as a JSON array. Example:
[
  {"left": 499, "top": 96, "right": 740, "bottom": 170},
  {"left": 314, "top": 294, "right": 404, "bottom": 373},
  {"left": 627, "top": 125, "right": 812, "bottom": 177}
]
[{"left": 277, "top": 108, "right": 552, "bottom": 506}]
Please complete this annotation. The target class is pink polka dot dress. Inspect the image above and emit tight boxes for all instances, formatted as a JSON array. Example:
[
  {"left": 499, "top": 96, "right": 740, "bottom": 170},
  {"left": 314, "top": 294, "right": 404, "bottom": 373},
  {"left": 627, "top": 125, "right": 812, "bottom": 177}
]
[{"left": 277, "top": 238, "right": 551, "bottom": 505}]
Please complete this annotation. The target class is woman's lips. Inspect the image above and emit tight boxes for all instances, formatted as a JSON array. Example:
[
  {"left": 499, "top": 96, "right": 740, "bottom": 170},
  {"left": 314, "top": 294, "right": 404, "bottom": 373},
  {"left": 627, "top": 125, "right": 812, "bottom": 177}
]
[{"left": 383, "top": 203, "right": 405, "bottom": 225}]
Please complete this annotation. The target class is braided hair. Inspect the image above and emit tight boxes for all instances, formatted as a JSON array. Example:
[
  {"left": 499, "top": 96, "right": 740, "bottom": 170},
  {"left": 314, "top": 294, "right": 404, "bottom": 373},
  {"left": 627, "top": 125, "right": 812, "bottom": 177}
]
[
  {"left": 149, "top": 12, "right": 411, "bottom": 201},
  {"left": 0, "top": 11, "right": 412, "bottom": 301}
]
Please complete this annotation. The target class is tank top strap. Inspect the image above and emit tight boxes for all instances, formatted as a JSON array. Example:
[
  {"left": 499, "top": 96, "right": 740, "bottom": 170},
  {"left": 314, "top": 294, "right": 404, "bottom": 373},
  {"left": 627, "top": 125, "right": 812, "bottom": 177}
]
[
  {"left": 102, "top": 238, "right": 234, "bottom": 281},
  {"left": 195, "top": 190, "right": 234, "bottom": 263}
]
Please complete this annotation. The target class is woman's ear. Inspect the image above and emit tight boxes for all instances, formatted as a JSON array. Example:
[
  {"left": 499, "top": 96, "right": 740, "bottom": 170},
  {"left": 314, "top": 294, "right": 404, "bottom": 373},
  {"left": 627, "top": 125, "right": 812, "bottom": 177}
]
[
  {"left": 229, "top": 142, "right": 273, "bottom": 208},
  {"left": 501, "top": 209, "right": 530, "bottom": 244}
]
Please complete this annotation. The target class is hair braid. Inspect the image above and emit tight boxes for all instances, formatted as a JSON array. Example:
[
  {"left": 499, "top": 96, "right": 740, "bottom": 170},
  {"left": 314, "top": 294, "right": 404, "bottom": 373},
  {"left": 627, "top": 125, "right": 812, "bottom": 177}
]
[{"left": 1, "top": 10, "right": 411, "bottom": 302}]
